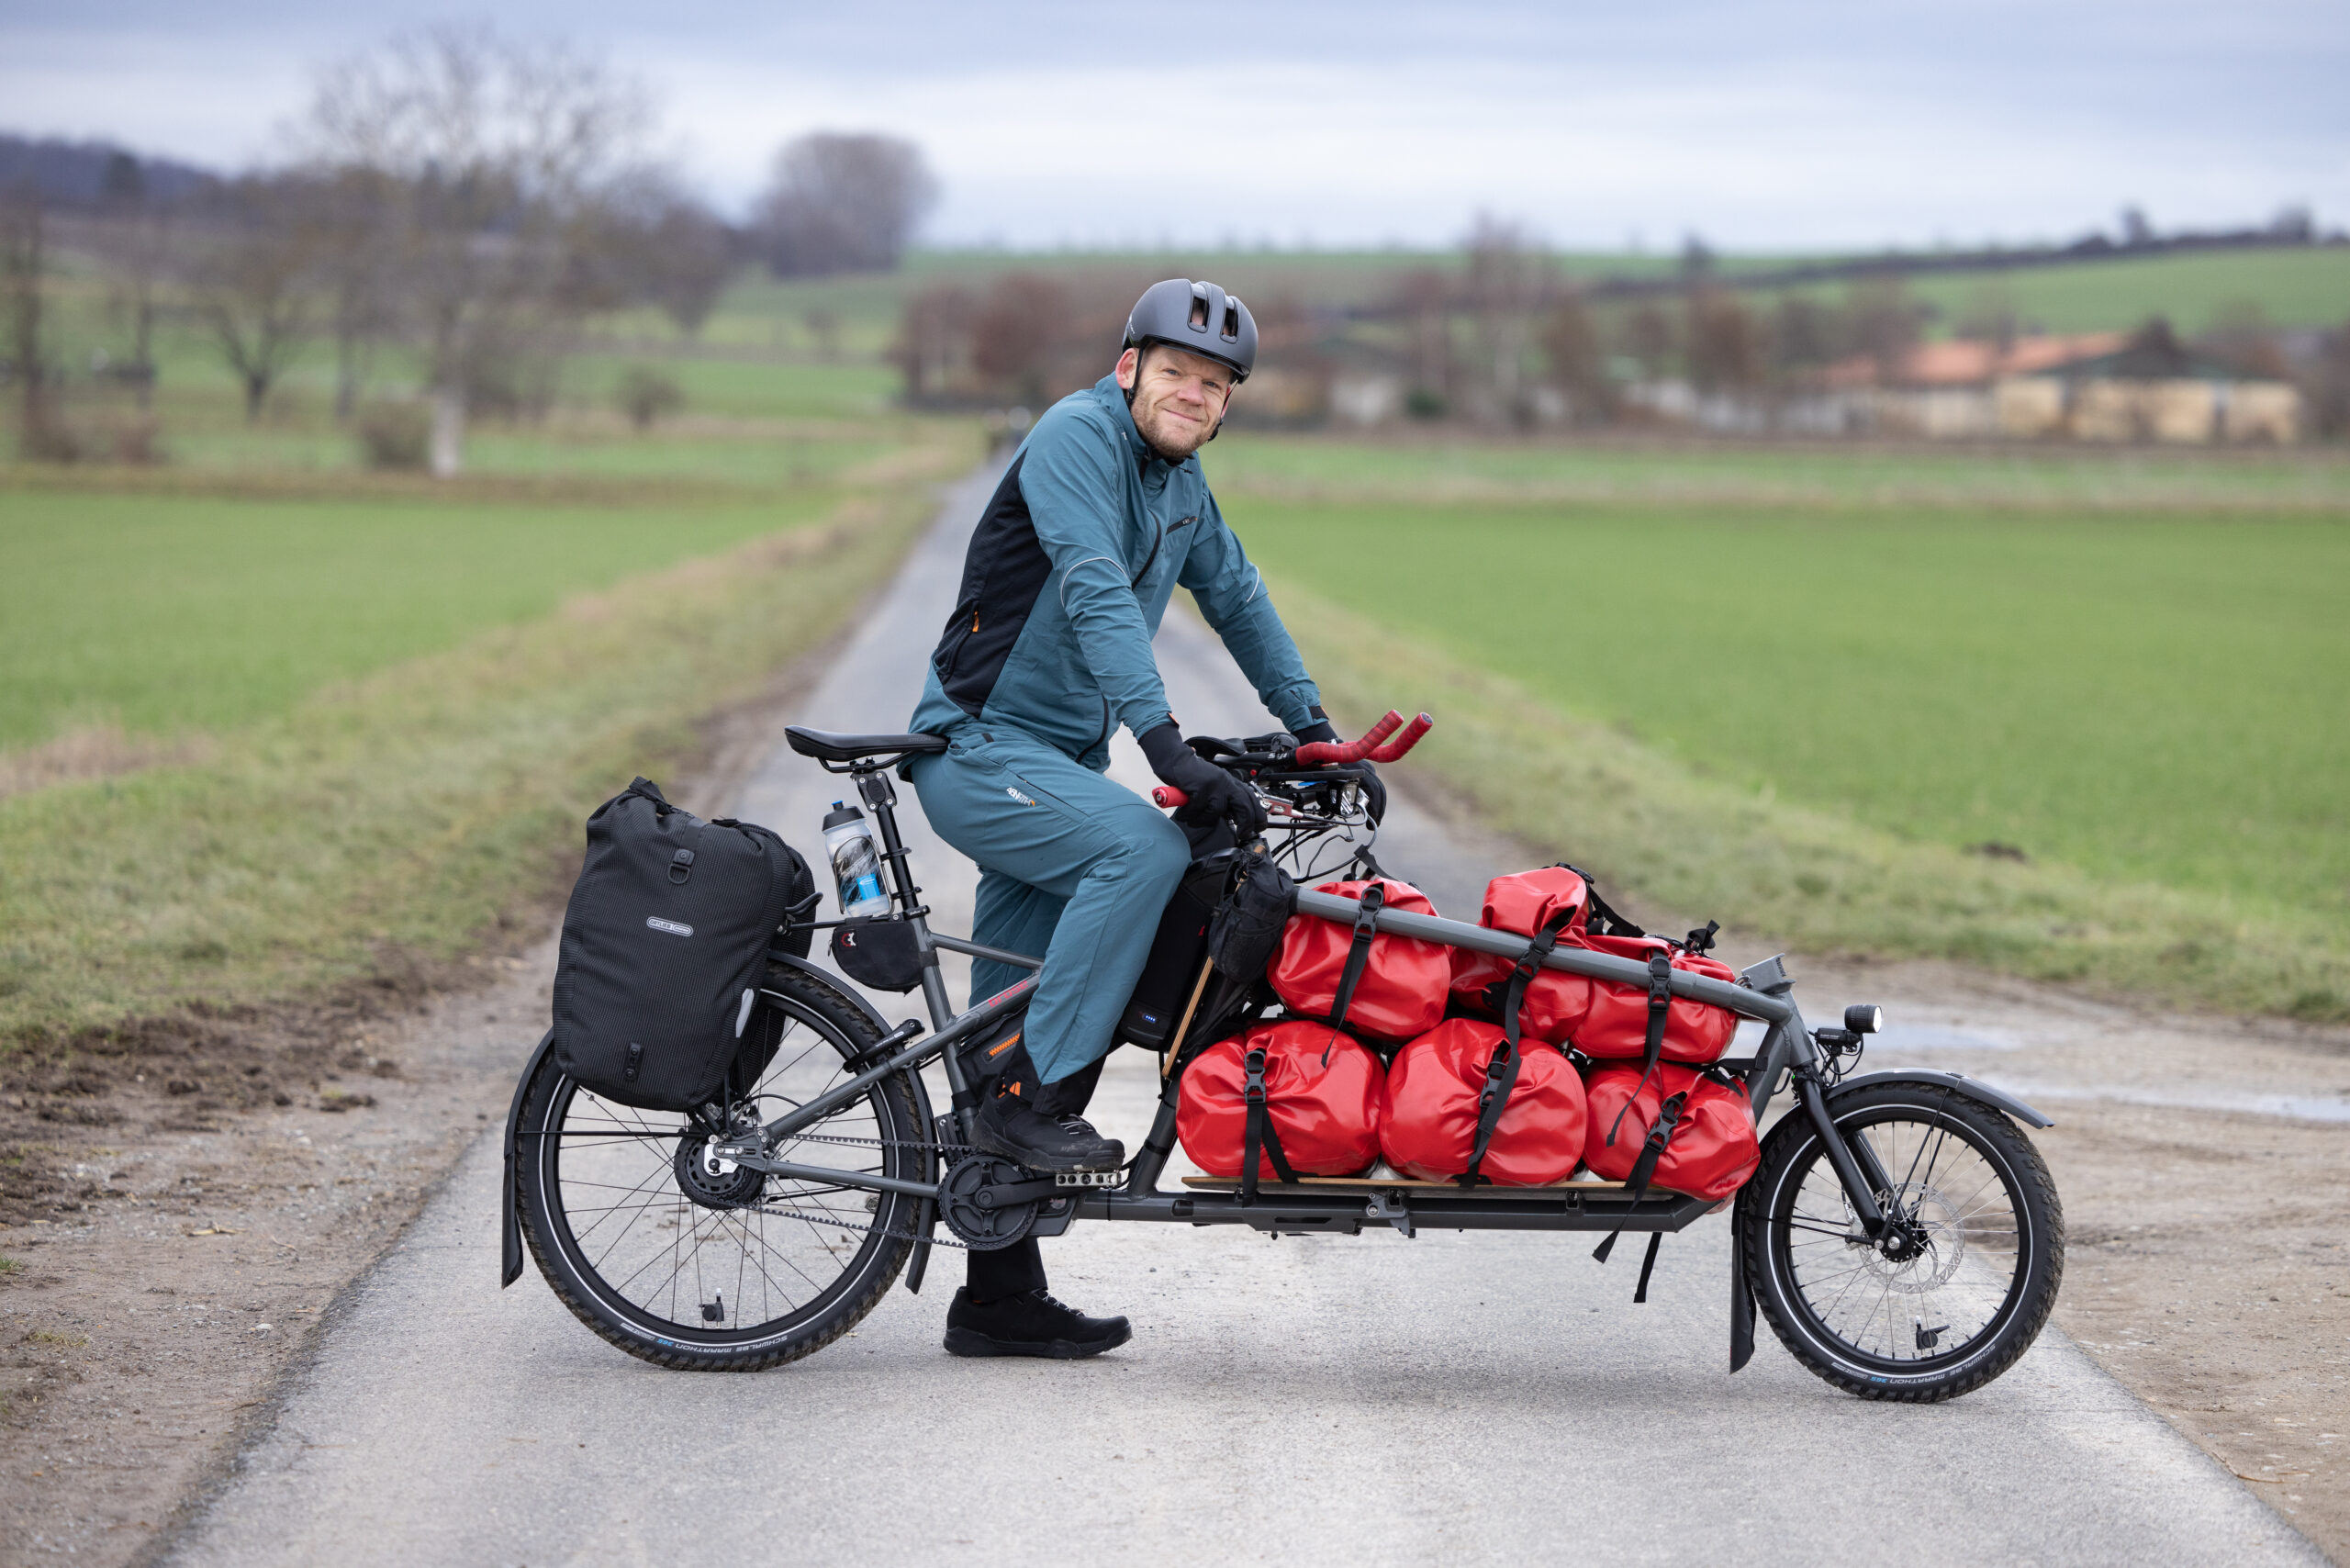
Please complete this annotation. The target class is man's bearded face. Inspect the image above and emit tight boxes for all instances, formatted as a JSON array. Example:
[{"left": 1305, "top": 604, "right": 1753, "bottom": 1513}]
[{"left": 1118, "top": 344, "right": 1237, "bottom": 460}]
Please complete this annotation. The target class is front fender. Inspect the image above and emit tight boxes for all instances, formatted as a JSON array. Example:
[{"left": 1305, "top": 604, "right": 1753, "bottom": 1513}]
[{"left": 1827, "top": 1069, "right": 2054, "bottom": 1129}]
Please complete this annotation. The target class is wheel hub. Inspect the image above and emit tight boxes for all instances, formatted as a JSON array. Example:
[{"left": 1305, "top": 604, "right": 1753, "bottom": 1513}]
[
  {"left": 675, "top": 1131, "right": 767, "bottom": 1211},
  {"left": 1858, "top": 1182, "right": 1964, "bottom": 1292}
]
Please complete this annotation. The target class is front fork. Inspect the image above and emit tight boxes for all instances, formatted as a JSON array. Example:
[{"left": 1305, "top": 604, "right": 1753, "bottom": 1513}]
[{"left": 1796, "top": 1071, "right": 1891, "bottom": 1236}]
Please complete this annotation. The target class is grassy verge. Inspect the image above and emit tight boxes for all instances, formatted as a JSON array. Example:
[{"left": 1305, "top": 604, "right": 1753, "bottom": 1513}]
[
  {"left": 1283, "top": 585, "right": 2350, "bottom": 1024},
  {"left": 0, "top": 487, "right": 936, "bottom": 1045}
]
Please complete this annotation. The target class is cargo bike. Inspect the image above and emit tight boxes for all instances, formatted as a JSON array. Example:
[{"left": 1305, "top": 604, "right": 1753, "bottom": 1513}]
[{"left": 501, "top": 714, "right": 2065, "bottom": 1402}]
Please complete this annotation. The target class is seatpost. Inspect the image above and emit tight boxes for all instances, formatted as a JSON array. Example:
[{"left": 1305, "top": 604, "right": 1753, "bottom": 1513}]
[{"left": 856, "top": 767, "right": 956, "bottom": 1030}]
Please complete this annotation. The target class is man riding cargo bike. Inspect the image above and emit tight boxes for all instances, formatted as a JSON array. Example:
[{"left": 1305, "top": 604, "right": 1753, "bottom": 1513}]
[{"left": 502, "top": 281, "right": 2066, "bottom": 1402}]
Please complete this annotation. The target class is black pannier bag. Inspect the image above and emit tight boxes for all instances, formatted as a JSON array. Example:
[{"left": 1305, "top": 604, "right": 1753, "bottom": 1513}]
[
  {"left": 552, "top": 778, "right": 817, "bottom": 1113},
  {"left": 1116, "top": 857, "right": 1232, "bottom": 1049}
]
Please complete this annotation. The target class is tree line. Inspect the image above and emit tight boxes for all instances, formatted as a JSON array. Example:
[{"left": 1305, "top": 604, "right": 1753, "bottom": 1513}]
[
  {"left": 888, "top": 218, "right": 2350, "bottom": 438},
  {"left": 1, "top": 28, "right": 937, "bottom": 472}
]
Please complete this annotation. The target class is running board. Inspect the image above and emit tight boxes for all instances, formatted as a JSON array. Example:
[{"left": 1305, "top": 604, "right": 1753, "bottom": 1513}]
[{"left": 1180, "top": 1174, "right": 1693, "bottom": 1199}]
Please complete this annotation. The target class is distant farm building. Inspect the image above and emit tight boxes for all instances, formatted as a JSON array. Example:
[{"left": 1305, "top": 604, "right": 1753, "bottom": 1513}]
[{"left": 1625, "top": 329, "right": 2303, "bottom": 443}]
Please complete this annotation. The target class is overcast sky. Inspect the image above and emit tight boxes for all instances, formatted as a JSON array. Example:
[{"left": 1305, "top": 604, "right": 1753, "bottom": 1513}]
[{"left": 4, "top": 1, "right": 2344, "bottom": 251}]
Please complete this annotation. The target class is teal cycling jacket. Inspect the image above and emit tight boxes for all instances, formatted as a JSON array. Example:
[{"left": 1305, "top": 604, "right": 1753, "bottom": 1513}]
[{"left": 909, "top": 375, "right": 1320, "bottom": 765}]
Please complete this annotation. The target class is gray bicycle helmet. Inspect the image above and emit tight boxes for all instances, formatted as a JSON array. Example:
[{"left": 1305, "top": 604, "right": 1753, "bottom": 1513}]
[{"left": 1123, "top": 278, "right": 1257, "bottom": 383}]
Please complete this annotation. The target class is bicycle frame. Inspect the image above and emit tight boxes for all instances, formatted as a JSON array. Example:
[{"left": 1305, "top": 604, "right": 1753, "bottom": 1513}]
[{"left": 728, "top": 755, "right": 1875, "bottom": 1249}]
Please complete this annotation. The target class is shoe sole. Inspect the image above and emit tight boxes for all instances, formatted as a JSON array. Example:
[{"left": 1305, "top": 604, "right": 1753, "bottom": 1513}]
[
  {"left": 943, "top": 1322, "right": 1134, "bottom": 1361},
  {"left": 966, "top": 1131, "right": 1125, "bottom": 1173}
]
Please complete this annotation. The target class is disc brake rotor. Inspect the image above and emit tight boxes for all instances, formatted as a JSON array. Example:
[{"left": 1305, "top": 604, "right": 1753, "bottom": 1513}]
[{"left": 1849, "top": 1182, "right": 1965, "bottom": 1294}]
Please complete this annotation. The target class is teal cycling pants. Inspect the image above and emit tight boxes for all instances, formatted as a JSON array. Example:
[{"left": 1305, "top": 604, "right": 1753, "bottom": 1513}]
[{"left": 907, "top": 722, "right": 1189, "bottom": 1083}]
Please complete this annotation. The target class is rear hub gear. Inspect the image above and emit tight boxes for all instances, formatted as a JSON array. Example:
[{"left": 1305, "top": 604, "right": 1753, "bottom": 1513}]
[{"left": 675, "top": 1132, "right": 766, "bottom": 1211}]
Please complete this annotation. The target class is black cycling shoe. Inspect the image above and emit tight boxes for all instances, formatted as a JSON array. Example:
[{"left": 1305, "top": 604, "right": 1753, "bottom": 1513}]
[
  {"left": 943, "top": 1287, "right": 1132, "bottom": 1360},
  {"left": 971, "top": 1092, "right": 1125, "bottom": 1172}
]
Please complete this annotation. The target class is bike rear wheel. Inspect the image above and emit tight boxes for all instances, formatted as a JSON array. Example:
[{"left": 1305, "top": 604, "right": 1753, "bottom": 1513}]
[
  {"left": 515, "top": 962, "right": 924, "bottom": 1371},
  {"left": 1741, "top": 1082, "right": 2064, "bottom": 1402}
]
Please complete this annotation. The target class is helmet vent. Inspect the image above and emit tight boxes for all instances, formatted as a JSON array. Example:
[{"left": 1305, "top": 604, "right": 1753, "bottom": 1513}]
[
  {"left": 1188, "top": 292, "right": 1211, "bottom": 330},
  {"left": 1221, "top": 302, "right": 1240, "bottom": 342}
]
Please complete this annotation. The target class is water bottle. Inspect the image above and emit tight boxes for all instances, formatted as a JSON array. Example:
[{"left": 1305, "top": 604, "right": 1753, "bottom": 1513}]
[{"left": 822, "top": 801, "right": 891, "bottom": 918}]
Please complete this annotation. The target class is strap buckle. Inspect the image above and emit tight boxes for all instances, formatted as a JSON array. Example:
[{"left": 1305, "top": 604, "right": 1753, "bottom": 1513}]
[{"left": 1243, "top": 1046, "right": 1269, "bottom": 1104}]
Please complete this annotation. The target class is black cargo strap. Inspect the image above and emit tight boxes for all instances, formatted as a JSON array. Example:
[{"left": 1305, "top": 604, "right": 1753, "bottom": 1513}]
[
  {"left": 1623, "top": 1088, "right": 1689, "bottom": 1202},
  {"left": 1239, "top": 1044, "right": 1298, "bottom": 1204},
  {"left": 1561, "top": 864, "right": 1644, "bottom": 938},
  {"left": 1321, "top": 882, "right": 1385, "bottom": 1043},
  {"left": 1457, "top": 909, "right": 1572, "bottom": 1188},
  {"left": 1603, "top": 951, "right": 1680, "bottom": 1151}
]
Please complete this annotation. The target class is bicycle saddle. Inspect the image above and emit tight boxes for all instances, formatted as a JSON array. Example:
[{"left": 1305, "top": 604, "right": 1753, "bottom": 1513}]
[{"left": 784, "top": 726, "right": 950, "bottom": 763}]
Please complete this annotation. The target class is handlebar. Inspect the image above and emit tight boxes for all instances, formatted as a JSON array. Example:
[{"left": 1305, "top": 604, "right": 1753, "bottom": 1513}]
[
  {"left": 1149, "top": 711, "right": 1433, "bottom": 811},
  {"left": 1295, "top": 710, "right": 1402, "bottom": 766}
]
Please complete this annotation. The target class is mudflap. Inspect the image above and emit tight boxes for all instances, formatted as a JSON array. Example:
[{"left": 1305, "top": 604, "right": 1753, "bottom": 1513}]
[
  {"left": 501, "top": 1029, "right": 556, "bottom": 1289},
  {"left": 1729, "top": 1203, "right": 1757, "bottom": 1372}
]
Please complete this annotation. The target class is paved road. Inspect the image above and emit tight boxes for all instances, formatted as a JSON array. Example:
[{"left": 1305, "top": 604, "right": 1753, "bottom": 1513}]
[{"left": 168, "top": 469, "right": 2319, "bottom": 1567}]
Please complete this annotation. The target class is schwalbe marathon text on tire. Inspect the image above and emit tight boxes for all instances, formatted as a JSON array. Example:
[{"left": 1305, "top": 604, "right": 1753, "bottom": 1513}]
[
  {"left": 1740, "top": 1084, "right": 2065, "bottom": 1403},
  {"left": 515, "top": 961, "right": 923, "bottom": 1372}
]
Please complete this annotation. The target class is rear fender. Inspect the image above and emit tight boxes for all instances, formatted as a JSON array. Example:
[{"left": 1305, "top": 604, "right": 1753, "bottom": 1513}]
[{"left": 500, "top": 1028, "right": 557, "bottom": 1289}]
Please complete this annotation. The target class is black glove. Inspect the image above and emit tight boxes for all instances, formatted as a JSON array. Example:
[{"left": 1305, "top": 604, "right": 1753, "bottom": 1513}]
[
  {"left": 1138, "top": 722, "right": 1267, "bottom": 836},
  {"left": 1295, "top": 719, "right": 1388, "bottom": 823}
]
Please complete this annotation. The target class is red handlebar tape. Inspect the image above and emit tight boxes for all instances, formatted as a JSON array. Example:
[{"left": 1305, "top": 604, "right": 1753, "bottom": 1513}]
[
  {"left": 1294, "top": 710, "right": 1403, "bottom": 766},
  {"left": 1149, "top": 713, "right": 1433, "bottom": 810}
]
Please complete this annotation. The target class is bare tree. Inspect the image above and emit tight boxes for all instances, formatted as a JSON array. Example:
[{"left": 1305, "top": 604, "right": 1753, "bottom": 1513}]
[
  {"left": 93, "top": 156, "right": 173, "bottom": 408},
  {"left": 299, "top": 26, "right": 653, "bottom": 476},
  {"left": 1843, "top": 276, "right": 1923, "bottom": 384},
  {"left": 1539, "top": 289, "right": 1610, "bottom": 420},
  {"left": 970, "top": 272, "right": 1074, "bottom": 407},
  {"left": 1619, "top": 302, "right": 1676, "bottom": 380},
  {"left": 301, "top": 166, "right": 399, "bottom": 420},
  {"left": 581, "top": 172, "right": 736, "bottom": 338},
  {"left": 1390, "top": 266, "right": 1455, "bottom": 412},
  {"left": 193, "top": 174, "right": 321, "bottom": 421},
  {"left": 1771, "top": 295, "right": 1840, "bottom": 376},
  {"left": 890, "top": 282, "right": 976, "bottom": 403},
  {"left": 755, "top": 133, "right": 936, "bottom": 277},
  {"left": 2, "top": 186, "right": 66, "bottom": 458},
  {"left": 1684, "top": 288, "right": 1766, "bottom": 395},
  {"left": 1460, "top": 216, "right": 1554, "bottom": 422}
]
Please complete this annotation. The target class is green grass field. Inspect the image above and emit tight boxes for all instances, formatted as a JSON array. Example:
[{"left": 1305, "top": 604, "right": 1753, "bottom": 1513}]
[
  {"left": 1216, "top": 435, "right": 2350, "bottom": 1017},
  {"left": 0, "top": 489, "right": 848, "bottom": 747}
]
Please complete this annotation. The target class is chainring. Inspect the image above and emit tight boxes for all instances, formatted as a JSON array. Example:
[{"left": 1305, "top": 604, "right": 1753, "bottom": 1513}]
[{"left": 938, "top": 1154, "right": 1040, "bottom": 1251}]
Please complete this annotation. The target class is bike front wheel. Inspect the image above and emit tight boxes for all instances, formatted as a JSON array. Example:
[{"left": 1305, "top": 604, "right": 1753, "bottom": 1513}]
[
  {"left": 1741, "top": 1081, "right": 2064, "bottom": 1402},
  {"left": 515, "top": 961, "right": 924, "bottom": 1371}
]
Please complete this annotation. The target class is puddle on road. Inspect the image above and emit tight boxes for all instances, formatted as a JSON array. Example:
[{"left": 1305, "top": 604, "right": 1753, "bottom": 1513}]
[
  {"left": 1726, "top": 1023, "right": 2350, "bottom": 1124},
  {"left": 1974, "top": 1078, "right": 2350, "bottom": 1125}
]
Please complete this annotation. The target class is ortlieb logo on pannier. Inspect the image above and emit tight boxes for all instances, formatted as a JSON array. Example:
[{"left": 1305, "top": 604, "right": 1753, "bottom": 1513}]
[{"left": 551, "top": 777, "right": 818, "bottom": 1114}]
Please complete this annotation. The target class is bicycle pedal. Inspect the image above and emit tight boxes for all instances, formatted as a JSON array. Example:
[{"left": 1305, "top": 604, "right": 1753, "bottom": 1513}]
[{"left": 1054, "top": 1170, "right": 1121, "bottom": 1187}]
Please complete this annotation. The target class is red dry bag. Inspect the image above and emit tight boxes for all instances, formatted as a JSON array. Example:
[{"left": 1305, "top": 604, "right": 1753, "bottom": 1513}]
[
  {"left": 1449, "top": 866, "right": 1595, "bottom": 1043},
  {"left": 1177, "top": 1021, "right": 1383, "bottom": 1195},
  {"left": 1380, "top": 1019, "right": 1586, "bottom": 1186},
  {"left": 1570, "top": 933, "right": 1740, "bottom": 1066},
  {"left": 1581, "top": 1061, "right": 1759, "bottom": 1203},
  {"left": 1270, "top": 878, "right": 1450, "bottom": 1042}
]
